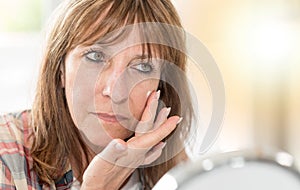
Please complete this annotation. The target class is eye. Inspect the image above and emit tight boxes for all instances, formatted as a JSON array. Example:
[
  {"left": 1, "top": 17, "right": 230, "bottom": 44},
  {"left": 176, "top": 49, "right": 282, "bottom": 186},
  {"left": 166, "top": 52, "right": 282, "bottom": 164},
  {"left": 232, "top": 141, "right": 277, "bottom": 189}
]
[
  {"left": 85, "top": 51, "right": 105, "bottom": 63},
  {"left": 133, "top": 62, "right": 153, "bottom": 73}
]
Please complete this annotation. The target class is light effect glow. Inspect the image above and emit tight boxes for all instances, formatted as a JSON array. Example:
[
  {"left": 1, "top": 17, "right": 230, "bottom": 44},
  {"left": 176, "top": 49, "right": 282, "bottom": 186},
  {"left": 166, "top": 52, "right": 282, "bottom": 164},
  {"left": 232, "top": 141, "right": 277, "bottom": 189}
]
[
  {"left": 276, "top": 152, "right": 294, "bottom": 167},
  {"left": 227, "top": 1, "right": 299, "bottom": 81},
  {"left": 250, "top": 21, "right": 292, "bottom": 64},
  {"left": 153, "top": 173, "right": 178, "bottom": 190},
  {"left": 202, "top": 159, "right": 214, "bottom": 171}
]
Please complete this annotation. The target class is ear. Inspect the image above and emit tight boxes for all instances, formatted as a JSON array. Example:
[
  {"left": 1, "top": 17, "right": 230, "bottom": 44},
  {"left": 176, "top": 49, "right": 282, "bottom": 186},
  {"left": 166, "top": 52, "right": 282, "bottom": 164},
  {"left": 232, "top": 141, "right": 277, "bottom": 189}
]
[{"left": 60, "top": 63, "right": 65, "bottom": 88}]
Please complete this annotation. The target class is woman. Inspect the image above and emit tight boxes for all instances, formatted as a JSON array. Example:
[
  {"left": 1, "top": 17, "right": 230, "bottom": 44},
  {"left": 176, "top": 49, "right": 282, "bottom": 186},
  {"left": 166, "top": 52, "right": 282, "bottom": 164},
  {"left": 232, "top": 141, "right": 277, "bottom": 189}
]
[{"left": 0, "top": 0, "right": 194, "bottom": 189}]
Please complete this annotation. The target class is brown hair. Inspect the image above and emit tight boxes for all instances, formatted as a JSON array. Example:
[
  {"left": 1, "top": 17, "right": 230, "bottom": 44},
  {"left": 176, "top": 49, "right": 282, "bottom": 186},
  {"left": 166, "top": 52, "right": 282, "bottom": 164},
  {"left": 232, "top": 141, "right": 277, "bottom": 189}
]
[{"left": 31, "top": 0, "right": 194, "bottom": 188}]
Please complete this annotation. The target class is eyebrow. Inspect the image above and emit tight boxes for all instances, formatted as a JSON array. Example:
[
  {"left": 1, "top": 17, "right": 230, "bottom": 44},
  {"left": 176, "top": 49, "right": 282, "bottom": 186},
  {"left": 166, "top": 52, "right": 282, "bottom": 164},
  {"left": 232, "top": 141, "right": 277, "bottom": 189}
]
[
  {"left": 132, "top": 54, "right": 150, "bottom": 60},
  {"left": 129, "top": 54, "right": 164, "bottom": 69},
  {"left": 127, "top": 55, "right": 151, "bottom": 65}
]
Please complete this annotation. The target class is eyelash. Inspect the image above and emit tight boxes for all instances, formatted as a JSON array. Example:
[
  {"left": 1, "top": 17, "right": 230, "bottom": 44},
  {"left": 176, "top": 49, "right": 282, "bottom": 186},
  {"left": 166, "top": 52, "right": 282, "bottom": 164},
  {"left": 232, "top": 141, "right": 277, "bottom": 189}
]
[
  {"left": 83, "top": 48, "right": 106, "bottom": 63},
  {"left": 132, "top": 61, "right": 155, "bottom": 74},
  {"left": 83, "top": 48, "right": 157, "bottom": 74}
]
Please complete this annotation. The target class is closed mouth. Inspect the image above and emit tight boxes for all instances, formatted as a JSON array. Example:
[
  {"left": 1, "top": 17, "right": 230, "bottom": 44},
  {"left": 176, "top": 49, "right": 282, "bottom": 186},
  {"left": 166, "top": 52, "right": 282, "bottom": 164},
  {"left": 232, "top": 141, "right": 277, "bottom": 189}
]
[{"left": 92, "top": 112, "right": 128, "bottom": 123}]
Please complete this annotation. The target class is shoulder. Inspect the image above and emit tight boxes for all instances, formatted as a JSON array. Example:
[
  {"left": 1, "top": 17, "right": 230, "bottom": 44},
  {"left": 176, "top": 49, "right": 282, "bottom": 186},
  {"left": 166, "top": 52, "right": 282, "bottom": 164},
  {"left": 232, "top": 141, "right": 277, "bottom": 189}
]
[
  {"left": 0, "top": 110, "right": 33, "bottom": 161},
  {"left": 0, "top": 110, "right": 32, "bottom": 147},
  {"left": 0, "top": 110, "right": 35, "bottom": 189},
  {"left": 0, "top": 110, "right": 33, "bottom": 164}
]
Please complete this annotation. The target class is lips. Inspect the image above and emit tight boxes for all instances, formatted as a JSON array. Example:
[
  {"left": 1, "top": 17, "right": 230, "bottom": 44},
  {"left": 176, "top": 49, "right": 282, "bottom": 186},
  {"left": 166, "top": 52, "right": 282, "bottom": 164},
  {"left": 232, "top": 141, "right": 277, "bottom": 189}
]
[{"left": 93, "top": 112, "right": 128, "bottom": 123}]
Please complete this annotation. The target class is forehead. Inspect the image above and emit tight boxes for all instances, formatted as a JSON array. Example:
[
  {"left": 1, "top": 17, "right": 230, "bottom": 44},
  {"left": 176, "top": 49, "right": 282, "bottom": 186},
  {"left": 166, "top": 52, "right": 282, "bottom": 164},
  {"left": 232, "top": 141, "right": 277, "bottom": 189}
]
[
  {"left": 66, "top": 0, "right": 184, "bottom": 62},
  {"left": 94, "top": 26, "right": 145, "bottom": 52},
  {"left": 89, "top": 26, "right": 163, "bottom": 59}
]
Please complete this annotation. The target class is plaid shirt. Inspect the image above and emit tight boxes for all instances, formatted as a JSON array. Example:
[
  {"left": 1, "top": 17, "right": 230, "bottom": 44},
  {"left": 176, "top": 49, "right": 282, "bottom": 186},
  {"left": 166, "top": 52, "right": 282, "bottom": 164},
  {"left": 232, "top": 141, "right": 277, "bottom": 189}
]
[{"left": 0, "top": 111, "right": 73, "bottom": 190}]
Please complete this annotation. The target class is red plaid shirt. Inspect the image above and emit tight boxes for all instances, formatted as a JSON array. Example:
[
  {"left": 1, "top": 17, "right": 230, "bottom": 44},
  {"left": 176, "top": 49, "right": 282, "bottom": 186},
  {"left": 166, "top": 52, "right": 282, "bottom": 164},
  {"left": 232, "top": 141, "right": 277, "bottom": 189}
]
[{"left": 0, "top": 111, "right": 73, "bottom": 190}]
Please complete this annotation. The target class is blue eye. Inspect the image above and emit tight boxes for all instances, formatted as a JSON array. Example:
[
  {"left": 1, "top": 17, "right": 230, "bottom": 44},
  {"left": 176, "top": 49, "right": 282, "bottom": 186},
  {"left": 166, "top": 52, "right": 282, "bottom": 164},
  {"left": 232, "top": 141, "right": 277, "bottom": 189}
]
[
  {"left": 85, "top": 51, "right": 105, "bottom": 63},
  {"left": 133, "top": 62, "right": 153, "bottom": 73}
]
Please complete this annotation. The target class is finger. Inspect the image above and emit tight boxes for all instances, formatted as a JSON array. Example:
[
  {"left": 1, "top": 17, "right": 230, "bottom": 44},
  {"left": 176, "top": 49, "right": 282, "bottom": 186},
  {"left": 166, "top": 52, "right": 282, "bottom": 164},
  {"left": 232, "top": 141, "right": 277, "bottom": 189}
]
[
  {"left": 129, "top": 116, "right": 182, "bottom": 149},
  {"left": 135, "top": 90, "right": 160, "bottom": 135},
  {"left": 83, "top": 139, "right": 128, "bottom": 182},
  {"left": 97, "top": 139, "right": 128, "bottom": 163},
  {"left": 141, "top": 90, "right": 160, "bottom": 123},
  {"left": 143, "top": 142, "right": 166, "bottom": 165},
  {"left": 153, "top": 107, "right": 171, "bottom": 130}
]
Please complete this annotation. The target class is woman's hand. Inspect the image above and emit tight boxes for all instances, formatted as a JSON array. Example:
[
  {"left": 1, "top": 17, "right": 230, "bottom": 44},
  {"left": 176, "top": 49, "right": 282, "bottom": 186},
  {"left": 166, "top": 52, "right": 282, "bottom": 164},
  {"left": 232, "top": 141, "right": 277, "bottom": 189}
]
[{"left": 81, "top": 91, "right": 182, "bottom": 190}]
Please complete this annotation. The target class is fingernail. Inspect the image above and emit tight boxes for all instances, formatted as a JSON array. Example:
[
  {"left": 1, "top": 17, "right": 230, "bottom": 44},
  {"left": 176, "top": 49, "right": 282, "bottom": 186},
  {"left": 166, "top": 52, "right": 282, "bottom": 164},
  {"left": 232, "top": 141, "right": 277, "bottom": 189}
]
[
  {"left": 165, "top": 107, "right": 171, "bottom": 117},
  {"left": 177, "top": 117, "right": 183, "bottom": 124},
  {"left": 155, "top": 90, "right": 161, "bottom": 100},
  {"left": 161, "top": 142, "right": 167, "bottom": 149},
  {"left": 115, "top": 142, "right": 126, "bottom": 151},
  {"left": 146, "top": 91, "right": 152, "bottom": 98}
]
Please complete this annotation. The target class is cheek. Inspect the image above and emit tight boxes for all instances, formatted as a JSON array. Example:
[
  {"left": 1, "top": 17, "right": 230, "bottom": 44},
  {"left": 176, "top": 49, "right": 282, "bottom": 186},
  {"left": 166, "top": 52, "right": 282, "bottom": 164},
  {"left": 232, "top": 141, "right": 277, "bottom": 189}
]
[
  {"left": 64, "top": 58, "right": 80, "bottom": 122},
  {"left": 64, "top": 56, "right": 99, "bottom": 127},
  {"left": 129, "top": 80, "right": 159, "bottom": 120}
]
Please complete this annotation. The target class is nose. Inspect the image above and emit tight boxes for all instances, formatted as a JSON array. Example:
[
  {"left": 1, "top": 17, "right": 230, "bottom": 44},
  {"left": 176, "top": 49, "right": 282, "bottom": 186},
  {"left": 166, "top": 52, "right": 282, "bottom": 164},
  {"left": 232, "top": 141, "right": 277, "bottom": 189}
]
[{"left": 98, "top": 64, "right": 129, "bottom": 104}]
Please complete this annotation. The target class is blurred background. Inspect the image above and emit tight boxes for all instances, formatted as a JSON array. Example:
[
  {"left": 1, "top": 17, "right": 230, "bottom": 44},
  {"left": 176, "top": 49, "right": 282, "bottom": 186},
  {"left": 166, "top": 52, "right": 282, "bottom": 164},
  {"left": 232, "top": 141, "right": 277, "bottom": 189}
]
[
  {"left": 0, "top": 0, "right": 299, "bottom": 167},
  {"left": 173, "top": 0, "right": 300, "bottom": 168},
  {"left": 0, "top": 0, "right": 60, "bottom": 113}
]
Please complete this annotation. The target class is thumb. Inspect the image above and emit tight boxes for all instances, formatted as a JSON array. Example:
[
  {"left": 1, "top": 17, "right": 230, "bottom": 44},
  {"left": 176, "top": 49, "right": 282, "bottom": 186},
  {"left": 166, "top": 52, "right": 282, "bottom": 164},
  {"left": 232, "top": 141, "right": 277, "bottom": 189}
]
[
  {"left": 83, "top": 139, "right": 128, "bottom": 184},
  {"left": 97, "top": 139, "right": 128, "bottom": 163}
]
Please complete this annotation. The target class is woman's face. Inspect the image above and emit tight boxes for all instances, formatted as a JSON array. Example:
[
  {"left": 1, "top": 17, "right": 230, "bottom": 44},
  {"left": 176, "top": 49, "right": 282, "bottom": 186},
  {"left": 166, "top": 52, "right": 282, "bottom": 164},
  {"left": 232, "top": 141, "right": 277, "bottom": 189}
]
[{"left": 64, "top": 41, "right": 162, "bottom": 152}]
